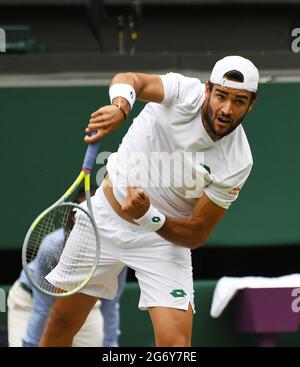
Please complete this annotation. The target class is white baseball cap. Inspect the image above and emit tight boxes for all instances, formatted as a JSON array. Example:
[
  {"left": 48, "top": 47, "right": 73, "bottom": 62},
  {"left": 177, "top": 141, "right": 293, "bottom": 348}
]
[{"left": 210, "top": 55, "right": 259, "bottom": 92}]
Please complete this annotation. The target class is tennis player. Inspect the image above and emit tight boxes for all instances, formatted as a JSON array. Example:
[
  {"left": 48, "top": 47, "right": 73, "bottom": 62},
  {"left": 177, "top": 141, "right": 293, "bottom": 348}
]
[{"left": 40, "top": 55, "right": 259, "bottom": 347}]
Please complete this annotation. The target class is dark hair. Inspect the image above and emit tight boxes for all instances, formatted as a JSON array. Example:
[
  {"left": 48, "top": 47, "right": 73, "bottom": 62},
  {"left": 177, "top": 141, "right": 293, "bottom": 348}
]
[
  {"left": 208, "top": 69, "right": 257, "bottom": 103},
  {"left": 223, "top": 70, "right": 244, "bottom": 82}
]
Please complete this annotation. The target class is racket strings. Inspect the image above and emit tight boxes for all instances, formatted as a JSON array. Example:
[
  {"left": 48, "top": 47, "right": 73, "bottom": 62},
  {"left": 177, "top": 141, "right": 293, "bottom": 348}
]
[
  {"left": 27, "top": 208, "right": 64, "bottom": 257},
  {"left": 25, "top": 204, "right": 98, "bottom": 295},
  {"left": 48, "top": 214, "right": 97, "bottom": 294},
  {"left": 27, "top": 206, "right": 70, "bottom": 262}
]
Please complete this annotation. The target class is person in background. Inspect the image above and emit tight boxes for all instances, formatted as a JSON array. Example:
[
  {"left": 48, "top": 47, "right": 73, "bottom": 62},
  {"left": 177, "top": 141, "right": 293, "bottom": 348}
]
[{"left": 7, "top": 187, "right": 127, "bottom": 347}]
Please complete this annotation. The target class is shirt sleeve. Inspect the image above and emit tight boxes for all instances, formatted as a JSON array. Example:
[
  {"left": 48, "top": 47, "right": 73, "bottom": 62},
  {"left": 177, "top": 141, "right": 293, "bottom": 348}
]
[
  {"left": 159, "top": 72, "right": 202, "bottom": 108},
  {"left": 204, "top": 164, "right": 253, "bottom": 209}
]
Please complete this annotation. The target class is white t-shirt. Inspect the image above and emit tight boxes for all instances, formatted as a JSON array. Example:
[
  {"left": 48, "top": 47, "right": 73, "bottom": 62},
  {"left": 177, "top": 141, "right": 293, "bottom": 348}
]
[{"left": 101, "top": 72, "right": 253, "bottom": 218}]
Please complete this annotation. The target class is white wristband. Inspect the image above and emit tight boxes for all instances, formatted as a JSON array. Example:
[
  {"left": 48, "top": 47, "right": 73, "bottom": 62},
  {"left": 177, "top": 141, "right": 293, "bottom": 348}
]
[
  {"left": 109, "top": 83, "right": 136, "bottom": 109},
  {"left": 133, "top": 205, "right": 166, "bottom": 232}
]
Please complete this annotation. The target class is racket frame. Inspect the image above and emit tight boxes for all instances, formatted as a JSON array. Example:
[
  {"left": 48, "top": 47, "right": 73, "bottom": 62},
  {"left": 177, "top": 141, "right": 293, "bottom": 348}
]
[{"left": 22, "top": 170, "right": 100, "bottom": 297}]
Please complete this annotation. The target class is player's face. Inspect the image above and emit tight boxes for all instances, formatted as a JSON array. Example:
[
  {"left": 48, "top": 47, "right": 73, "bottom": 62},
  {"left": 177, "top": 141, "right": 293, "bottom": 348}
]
[{"left": 202, "top": 82, "right": 254, "bottom": 140}]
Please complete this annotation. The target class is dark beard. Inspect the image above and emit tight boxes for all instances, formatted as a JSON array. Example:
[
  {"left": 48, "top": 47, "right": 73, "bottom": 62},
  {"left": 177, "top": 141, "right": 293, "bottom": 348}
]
[{"left": 202, "top": 95, "right": 247, "bottom": 140}]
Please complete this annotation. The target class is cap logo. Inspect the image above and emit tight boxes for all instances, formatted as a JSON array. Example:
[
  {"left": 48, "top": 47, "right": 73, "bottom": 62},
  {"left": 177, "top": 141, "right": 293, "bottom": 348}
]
[{"left": 218, "top": 78, "right": 256, "bottom": 92}]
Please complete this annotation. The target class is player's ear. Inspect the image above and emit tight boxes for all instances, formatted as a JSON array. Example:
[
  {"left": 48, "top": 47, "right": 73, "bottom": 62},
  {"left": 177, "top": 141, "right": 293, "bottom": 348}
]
[
  {"left": 248, "top": 99, "right": 256, "bottom": 113},
  {"left": 205, "top": 81, "right": 212, "bottom": 98},
  {"left": 247, "top": 92, "right": 257, "bottom": 113}
]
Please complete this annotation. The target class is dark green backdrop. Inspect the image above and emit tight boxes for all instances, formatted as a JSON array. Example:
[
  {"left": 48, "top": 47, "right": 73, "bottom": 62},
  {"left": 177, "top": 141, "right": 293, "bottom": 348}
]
[{"left": 1, "top": 83, "right": 299, "bottom": 249}]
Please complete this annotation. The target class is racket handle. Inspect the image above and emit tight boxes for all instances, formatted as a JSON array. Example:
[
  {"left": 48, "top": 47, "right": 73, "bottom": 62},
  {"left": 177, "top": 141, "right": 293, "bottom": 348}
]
[{"left": 82, "top": 133, "right": 101, "bottom": 172}]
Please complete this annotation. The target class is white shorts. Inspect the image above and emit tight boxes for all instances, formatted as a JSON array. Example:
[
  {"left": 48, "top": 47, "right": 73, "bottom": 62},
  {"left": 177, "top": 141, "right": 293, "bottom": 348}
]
[{"left": 47, "top": 185, "right": 195, "bottom": 312}]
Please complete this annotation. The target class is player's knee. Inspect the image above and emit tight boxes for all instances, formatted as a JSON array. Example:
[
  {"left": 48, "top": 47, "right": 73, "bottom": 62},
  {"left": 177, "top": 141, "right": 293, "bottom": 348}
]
[{"left": 47, "top": 307, "right": 77, "bottom": 336}]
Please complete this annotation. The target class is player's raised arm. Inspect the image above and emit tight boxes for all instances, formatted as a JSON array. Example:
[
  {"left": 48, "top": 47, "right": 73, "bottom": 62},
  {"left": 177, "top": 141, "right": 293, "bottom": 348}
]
[{"left": 85, "top": 72, "right": 164, "bottom": 143}]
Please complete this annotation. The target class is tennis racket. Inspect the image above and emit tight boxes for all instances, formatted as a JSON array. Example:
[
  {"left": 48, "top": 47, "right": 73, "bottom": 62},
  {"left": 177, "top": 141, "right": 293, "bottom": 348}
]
[{"left": 22, "top": 137, "right": 101, "bottom": 297}]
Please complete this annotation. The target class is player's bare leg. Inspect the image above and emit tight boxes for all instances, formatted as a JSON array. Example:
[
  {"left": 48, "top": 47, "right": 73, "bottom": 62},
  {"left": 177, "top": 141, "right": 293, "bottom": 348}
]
[
  {"left": 39, "top": 293, "right": 98, "bottom": 347},
  {"left": 148, "top": 304, "right": 193, "bottom": 347}
]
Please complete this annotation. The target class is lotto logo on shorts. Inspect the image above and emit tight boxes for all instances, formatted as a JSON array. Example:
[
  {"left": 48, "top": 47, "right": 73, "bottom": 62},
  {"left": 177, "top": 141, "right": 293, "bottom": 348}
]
[
  {"left": 151, "top": 216, "right": 161, "bottom": 223},
  {"left": 170, "top": 289, "right": 187, "bottom": 298}
]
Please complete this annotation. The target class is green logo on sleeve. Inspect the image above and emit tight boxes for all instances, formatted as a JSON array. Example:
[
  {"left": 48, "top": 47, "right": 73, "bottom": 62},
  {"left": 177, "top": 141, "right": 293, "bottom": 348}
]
[
  {"left": 151, "top": 216, "right": 161, "bottom": 223},
  {"left": 170, "top": 289, "right": 187, "bottom": 298}
]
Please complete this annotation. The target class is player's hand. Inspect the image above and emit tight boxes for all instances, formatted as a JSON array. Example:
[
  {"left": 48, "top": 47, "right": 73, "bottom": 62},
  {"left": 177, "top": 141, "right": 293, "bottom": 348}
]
[
  {"left": 121, "top": 186, "right": 150, "bottom": 220},
  {"left": 84, "top": 105, "right": 125, "bottom": 143}
]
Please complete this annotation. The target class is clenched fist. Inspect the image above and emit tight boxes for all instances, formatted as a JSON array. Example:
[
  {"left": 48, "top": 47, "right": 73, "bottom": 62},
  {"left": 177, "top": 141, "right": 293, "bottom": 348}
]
[
  {"left": 84, "top": 104, "right": 127, "bottom": 143},
  {"left": 121, "top": 186, "right": 150, "bottom": 220}
]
